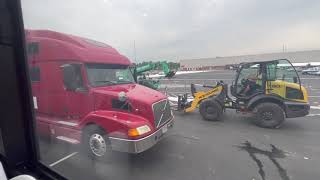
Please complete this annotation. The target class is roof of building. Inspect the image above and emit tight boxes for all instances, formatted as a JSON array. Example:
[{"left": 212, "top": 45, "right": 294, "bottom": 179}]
[{"left": 180, "top": 50, "right": 320, "bottom": 68}]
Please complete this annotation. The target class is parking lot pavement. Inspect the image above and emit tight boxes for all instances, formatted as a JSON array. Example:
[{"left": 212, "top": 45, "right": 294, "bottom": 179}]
[{"left": 38, "top": 70, "right": 320, "bottom": 180}]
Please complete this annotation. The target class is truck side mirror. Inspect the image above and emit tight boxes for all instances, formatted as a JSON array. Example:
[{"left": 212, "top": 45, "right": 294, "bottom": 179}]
[
  {"left": 293, "top": 77, "right": 298, "bottom": 83},
  {"left": 61, "top": 64, "right": 84, "bottom": 91}
]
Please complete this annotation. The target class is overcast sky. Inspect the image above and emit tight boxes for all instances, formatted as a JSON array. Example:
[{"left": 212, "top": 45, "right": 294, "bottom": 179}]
[{"left": 21, "top": 0, "right": 320, "bottom": 62}]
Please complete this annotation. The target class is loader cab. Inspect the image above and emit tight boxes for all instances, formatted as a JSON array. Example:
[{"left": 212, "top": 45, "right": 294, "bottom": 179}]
[
  {"left": 231, "top": 59, "right": 303, "bottom": 101},
  {"left": 180, "top": 58, "right": 309, "bottom": 128},
  {"left": 231, "top": 62, "right": 266, "bottom": 98}
]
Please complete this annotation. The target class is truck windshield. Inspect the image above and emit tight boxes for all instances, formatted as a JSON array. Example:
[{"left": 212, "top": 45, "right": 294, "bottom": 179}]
[{"left": 86, "top": 63, "right": 135, "bottom": 87}]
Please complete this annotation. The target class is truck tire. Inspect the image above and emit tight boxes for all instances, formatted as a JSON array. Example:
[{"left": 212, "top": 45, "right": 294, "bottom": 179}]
[
  {"left": 199, "top": 99, "right": 223, "bottom": 121},
  {"left": 82, "top": 125, "right": 111, "bottom": 159},
  {"left": 253, "top": 102, "right": 285, "bottom": 128}
]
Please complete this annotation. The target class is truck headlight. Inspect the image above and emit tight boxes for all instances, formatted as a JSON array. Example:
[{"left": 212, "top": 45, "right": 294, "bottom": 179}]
[{"left": 128, "top": 125, "right": 151, "bottom": 137}]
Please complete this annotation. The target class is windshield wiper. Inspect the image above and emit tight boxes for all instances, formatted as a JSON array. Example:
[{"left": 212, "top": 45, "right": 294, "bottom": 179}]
[
  {"left": 93, "top": 80, "right": 115, "bottom": 85},
  {"left": 117, "top": 80, "right": 134, "bottom": 84}
]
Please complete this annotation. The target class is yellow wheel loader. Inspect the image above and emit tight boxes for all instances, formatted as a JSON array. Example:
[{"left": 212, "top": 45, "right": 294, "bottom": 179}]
[{"left": 177, "top": 59, "right": 310, "bottom": 128}]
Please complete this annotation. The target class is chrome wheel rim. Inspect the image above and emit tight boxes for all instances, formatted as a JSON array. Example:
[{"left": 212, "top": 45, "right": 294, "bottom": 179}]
[{"left": 89, "top": 133, "right": 107, "bottom": 157}]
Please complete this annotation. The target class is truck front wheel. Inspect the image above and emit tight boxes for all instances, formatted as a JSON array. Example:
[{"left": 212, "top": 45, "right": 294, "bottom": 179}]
[
  {"left": 253, "top": 102, "right": 285, "bottom": 128},
  {"left": 82, "top": 125, "right": 111, "bottom": 158}
]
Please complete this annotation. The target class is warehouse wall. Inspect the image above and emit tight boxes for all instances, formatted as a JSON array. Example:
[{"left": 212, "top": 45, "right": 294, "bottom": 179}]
[{"left": 180, "top": 50, "right": 320, "bottom": 70}]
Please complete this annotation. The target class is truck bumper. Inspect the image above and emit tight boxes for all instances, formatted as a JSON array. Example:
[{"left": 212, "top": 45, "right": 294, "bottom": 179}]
[
  {"left": 108, "top": 119, "right": 174, "bottom": 153},
  {"left": 285, "top": 101, "right": 310, "bottom": 118}
]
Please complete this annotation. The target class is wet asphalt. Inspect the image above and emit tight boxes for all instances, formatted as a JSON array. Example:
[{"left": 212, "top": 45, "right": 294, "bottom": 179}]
[{"left": 38, "top": 70, "right": 320, "bottom": 180}]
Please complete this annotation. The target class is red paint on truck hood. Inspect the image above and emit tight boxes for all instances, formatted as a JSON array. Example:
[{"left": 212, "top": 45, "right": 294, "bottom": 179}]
[
  {"left": 91, "top": 83, "right": 167, "bottom": 128},
  {"left": 91, "top": 83, "right": 166, "bottom": 105}
]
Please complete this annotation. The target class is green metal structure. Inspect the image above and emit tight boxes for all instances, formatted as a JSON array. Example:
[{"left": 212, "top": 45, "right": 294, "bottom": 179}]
[{"left": 133, "top": 61, "right": 176, "bottom": 90}]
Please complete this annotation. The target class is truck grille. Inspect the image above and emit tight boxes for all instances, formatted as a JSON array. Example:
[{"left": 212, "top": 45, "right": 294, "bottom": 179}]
[{"left": 152, "top": 99, "right": 172, "bottom": 128}]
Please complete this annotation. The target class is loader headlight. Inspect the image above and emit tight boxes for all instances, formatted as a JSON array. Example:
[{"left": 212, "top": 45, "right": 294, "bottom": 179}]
[{"left": 128, "top": 125, "right": 151, "bottom": 137}]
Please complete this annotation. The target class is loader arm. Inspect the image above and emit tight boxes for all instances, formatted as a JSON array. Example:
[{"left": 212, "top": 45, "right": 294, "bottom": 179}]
[{"left": 185, "top": 85, "right": 223, "bottom": 112}]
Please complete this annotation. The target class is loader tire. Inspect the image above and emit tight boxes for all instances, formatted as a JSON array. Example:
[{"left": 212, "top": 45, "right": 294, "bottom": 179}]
[
  {"left": 199, "top": 99, "right": 223, "bottom": 121},
  {"left": 253, "top": 102, "right": 285, "bottom": 128}
]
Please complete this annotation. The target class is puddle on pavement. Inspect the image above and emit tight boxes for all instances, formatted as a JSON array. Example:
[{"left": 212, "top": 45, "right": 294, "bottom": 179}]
[{"left": 237, "top": 141, "right": 290, "bottom": 180}]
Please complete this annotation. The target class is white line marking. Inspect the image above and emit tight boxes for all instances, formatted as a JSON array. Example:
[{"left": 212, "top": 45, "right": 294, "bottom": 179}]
[
  {"left": 300, "top": 78, "right": 320, "bottom": 80},
  {"left": 57, "top": 121, "right": 78, "bottom": 126},
  {"left": 307, "top": 114, "right": 320, "bottom": 117},
  {"left": 56, "top": 136, "right": 80, "bottom": 144},
  {"left": 33, "top": 96, "right": 38, "bottom": 109},
  {"left": 49, "top": 152, "right": 78, "bottom": 167},
  {"left": 311, "top": 106, "right": 320, "bottom": 110},
  {"left": 309, "top": 96, "right": 320, "bottom": 98}
]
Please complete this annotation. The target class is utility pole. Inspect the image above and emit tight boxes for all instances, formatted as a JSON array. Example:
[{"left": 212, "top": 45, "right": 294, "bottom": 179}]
[
  {"left": 133, "top": 40, "right": 137, "bottom": 62},
  {"left": 283, "top": 44, "right": 288, "bottom": 53},
  {"left": 285, "top": 44, "right": 287, "bottom": 52}
]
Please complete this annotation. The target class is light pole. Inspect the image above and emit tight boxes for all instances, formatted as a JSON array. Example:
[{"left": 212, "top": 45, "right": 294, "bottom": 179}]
[{"left": 133, "top": 40, "right": 137, "bottom": 62}]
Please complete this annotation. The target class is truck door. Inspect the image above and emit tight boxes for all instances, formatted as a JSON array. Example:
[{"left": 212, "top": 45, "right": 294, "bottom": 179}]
[
  {"left": 26, "top": 41, "right": 41, "bottom": 111},
  {"left": 61, "top": 63, "right": 91, "bottom": 122}
]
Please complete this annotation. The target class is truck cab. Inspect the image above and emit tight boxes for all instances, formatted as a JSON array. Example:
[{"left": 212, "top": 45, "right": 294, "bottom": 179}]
[{"left": 26, "top": 30, "right": 173, "bottom": 157}]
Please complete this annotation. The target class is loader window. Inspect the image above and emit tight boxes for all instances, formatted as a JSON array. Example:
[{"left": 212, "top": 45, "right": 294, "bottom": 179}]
[
  {"left": 236, "top": 64, "right": 262, "bottom": 96},
  {"left": 266, "top": 63, "right": 277, "bottom": 81},
  {"left": 268, "top": 60, "right": 300, "bottom": 84}
]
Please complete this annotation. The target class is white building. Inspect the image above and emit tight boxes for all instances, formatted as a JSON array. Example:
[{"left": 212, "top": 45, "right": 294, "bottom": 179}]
[{"left": 180, "top": 50, "right": 320, "bottom": 70}]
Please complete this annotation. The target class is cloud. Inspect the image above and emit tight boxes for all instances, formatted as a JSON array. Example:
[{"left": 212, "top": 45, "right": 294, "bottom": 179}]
[{"left": 21, "top": 0, "right": 320, "bottom": 62}]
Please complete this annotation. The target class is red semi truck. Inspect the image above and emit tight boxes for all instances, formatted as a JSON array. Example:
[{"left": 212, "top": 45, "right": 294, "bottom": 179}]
[{"left": 26, "top": 30, "right": 173, "bottom": 157}]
